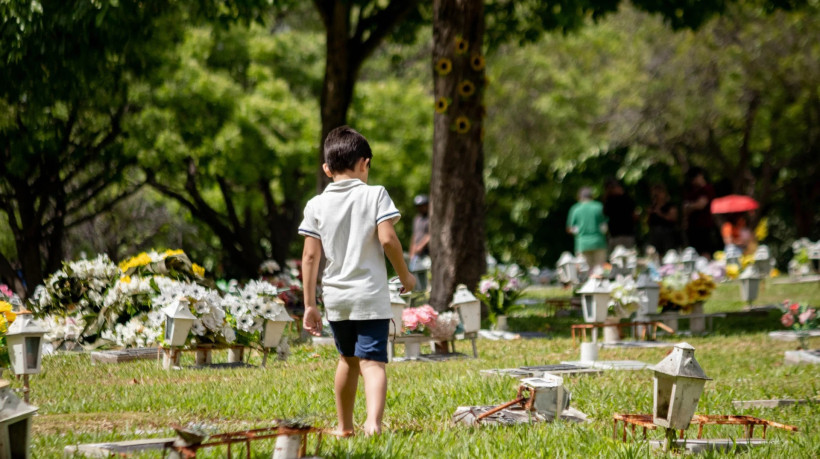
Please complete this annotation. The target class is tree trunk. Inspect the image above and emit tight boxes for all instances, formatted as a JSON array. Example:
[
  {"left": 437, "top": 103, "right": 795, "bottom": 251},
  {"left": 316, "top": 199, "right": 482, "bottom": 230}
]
[{"left": 429, "top": 0, "right": 487, "bottom": 311}]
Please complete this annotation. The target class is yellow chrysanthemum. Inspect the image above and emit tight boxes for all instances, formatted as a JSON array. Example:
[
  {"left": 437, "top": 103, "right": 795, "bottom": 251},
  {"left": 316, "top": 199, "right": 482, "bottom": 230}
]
[
  {"left": 0, "top": 301, "right": 12, "bottom": 313},
  {"left": 164, "top": 249, "right": 184, "bottom": 257},
  {"left": 454, "top": 36, "right": 469, "bottom": 54},
  {"left": 458, "top": 80, "right": 476, "bottom": 98},
  {"left": 726, "top": 264, "right": 740, "bottom": 279},
  {"left": 192, "top": 263, "right": 205, "bottom": 277},
  {"left": 119, "top": 252, "right": 152, "bottom": 271},
  {"left": 0, "top": 301, "right": 15, "bottom": 328},
  {"left": 755, "top": 217, "right": 768, "bottom": 241},
  {"left": 435, "top": 97, "right": 449, "bottom": 114},
  {"left": 120, "top": 276, "right": 132, "bottom": 284},
  {"left": 435, "top": 58, "right": 452, "bottom": 76},
  {"left": 454, "top": 116, "right": 471, "bottom": 134},
  {"left": 470, "top": 53, "right": 485, "bottom": 71}
]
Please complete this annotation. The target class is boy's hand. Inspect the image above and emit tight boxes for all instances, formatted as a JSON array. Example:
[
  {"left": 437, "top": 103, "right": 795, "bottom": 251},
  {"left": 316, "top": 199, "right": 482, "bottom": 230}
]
[
  {"left": 399, "top": 274, "right": 416, "bottom": 294},
  {"left": 303, "top": 305, "right": 323, "bottom": 336}
]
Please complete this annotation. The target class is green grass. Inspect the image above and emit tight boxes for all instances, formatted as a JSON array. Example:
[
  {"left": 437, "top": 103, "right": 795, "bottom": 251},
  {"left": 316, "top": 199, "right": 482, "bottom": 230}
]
[{"left": 20, "top": 282, "right": 820, "bottom": 458}]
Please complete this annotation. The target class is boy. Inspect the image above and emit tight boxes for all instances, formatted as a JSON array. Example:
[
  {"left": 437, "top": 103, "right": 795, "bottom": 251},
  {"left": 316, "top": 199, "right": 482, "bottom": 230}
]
[{"left": 299, "top": 126, "right": 415, "bottom": 436}]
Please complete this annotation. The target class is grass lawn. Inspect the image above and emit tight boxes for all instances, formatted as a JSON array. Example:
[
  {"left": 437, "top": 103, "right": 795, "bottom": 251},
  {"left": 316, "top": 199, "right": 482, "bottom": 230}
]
[{"left": 18, "top": 281, "right": 820, "bottom": 458}]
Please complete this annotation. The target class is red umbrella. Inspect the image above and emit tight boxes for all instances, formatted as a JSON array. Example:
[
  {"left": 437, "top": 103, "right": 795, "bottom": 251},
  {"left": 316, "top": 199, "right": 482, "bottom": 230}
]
[{"left": 710, "top": 195, "right": 759, "bottom": 214}]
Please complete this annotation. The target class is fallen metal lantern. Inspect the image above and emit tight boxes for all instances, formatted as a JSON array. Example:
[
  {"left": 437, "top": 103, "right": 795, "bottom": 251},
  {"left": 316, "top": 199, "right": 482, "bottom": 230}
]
[
  {"left": 450, "top": 284, "right": 481, "bottom": 334},
  {"left": 5, "top": 311, "right": 46, "bottom": 377},
  {"left": 0, "top": 380, "right": 37, "bottom": 459},
  {"left": 651, "top": 342, "right": 711, "bottom": 450},
  {"left": 389, "top": 284, "right": 406, "bottom": 337},
  {"left": 475, "top": 374, "right": 570, "bottom": 422},
  {"left": 739, "top": 267, "right": 762, "bottom": 304},
  {"left": 557, "top": 252, "right": 579, "bottom": 285},
  {"left": 578, "top": 277, "right": 611, "bottom": 325}
]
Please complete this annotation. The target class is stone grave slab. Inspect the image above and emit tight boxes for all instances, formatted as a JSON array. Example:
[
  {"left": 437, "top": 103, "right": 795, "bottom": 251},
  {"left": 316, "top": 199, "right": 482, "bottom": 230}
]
[
  {"left": 648, "top": 438, "right": 773, "bottom": 454},
  {"left": 601, "top": 341, "right": 674, "bottom": 349},
  {"left": 732, "top": 398, "right": 817, "bottom": 409},
  {"left": 90, "top": 347, "right": 160, "bottom": 364},
  {"left": 452, "top": 405, "right": 588, "bottom": 426},
  {"left": 561, "top": 360, "right": 650, "bottom": 370},
  {"left": 771, "top": 275, "right": 820, "bottom": 285},
  {"left": 784, "top": 349, "right": 820, "bottom": 365},
  {"left": 768, "top": 330, "right": 820, "bottom": 342},
  {"left": 480, "top": 364, "right": 602, "bottom": 379},
  {"left": 64, "top": 438, "right": 175, "bottom": 458},
  {"left": 392, "top": 352, "right": 469, "bottom": 363}
]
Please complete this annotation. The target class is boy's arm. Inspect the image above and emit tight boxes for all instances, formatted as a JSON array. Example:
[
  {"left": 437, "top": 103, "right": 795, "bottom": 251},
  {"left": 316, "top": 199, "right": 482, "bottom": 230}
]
[
  {"left": 378, "top": 220, "right": 416, "bottom": 293},
  {"left": 301, "top": 236, "right": 323, "bottom": 336}
]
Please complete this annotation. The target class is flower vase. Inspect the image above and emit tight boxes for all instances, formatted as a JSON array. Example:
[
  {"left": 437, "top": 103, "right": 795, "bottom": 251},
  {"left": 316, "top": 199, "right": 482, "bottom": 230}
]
[
  {"left": 404, "top": 341, "right": 421, "bottom": 359},
  {"left": 602, "top": 317, "right": 620, "bottom": 343},
  {"left": 494, "top": 315, "right": 509, "bottom": 332},
  {"left": 688, "top": 302, "right": 705, "bottom": 334}
]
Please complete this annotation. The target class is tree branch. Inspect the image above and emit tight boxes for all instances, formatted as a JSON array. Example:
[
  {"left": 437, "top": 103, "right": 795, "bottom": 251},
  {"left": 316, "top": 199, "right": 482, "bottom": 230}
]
[
  {"left": 64, "top": 182, "right": 145, "bottom": 229},
  {"left": 356, "top": 0, "right": 419, "bottom": 62},
  {"left": 216, "top": 176, "right": 243, "bottom": 235}
]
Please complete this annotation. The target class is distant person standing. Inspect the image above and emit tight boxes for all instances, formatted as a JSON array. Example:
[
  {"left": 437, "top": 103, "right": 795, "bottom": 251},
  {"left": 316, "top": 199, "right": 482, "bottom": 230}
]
[
  {"left": 683, "top": 167, "right": 718, "bottom": 257},
  {"left": 408, "top": 194, "right": 431, "bottom": 291},
  {"left": 647, "top": 184, "right": 679, "bottom": 255},
  {"left": 603, "top": 178, "right": 637, "bottom": 250},
  {"left": 567, "top": 187, "right": 608, "bottom": 270}
]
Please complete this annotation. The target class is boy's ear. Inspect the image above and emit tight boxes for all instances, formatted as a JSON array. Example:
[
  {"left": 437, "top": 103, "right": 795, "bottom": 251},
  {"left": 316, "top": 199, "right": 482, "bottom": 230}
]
[{"left": 322, "top": 163, "right": 333, "bottom": 178}]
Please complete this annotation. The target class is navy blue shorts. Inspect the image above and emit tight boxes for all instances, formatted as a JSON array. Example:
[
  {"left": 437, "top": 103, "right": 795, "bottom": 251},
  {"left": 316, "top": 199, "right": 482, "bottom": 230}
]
[{"left": 329, "top": 319, "right": 390, "bottom": 363}]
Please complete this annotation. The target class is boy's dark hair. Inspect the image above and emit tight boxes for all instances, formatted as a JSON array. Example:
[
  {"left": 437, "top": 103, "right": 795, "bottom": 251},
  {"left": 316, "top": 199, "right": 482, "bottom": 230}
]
[{"left": 324, "top": 126, "right": 372, "bottom": 173}]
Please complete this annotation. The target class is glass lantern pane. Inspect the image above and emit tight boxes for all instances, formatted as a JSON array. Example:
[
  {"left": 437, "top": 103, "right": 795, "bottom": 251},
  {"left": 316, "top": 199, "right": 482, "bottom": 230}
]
[
  {"left": 25, "top": 336, "right": 41, "bottom": 370},
  {"left": 165, "top": 318, "right": 174, "bottom": 341}
]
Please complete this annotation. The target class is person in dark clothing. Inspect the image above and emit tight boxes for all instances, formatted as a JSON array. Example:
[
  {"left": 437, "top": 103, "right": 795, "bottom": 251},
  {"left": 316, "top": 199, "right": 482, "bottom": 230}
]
[
  {"left": 408, "top": 194, "right": 431, "bottom": 291},
  {"left": 647, "top": 184, "right": 679, "bottom": 255},
  {"left": 682, "top": 167, "right": 719, "bottom": 257},
  {"left": 603, "top": 178, "right": 637, "bottom": 250}
]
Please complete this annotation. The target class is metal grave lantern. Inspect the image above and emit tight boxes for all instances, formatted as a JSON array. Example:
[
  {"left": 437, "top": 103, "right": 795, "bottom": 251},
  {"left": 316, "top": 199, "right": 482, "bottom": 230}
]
[
  {"left": 575, "top": 254, "right": 590, "bottom": 282},
  {"left": 578, "top": 277, "right": 611, "bottom": 323},
  {"left": 753, "top": 245, "right": 771, "bottom": 274},
  {"left": 557, "top": 252, "right": 578, "bottom": 285},
  {"left": 451, "top": 284, "right": 481, "bottom": 334},
  {"left": 651, "top": 342, "right": 710, "bottom": 432},
  {"left": 520, "top": 375, "right": 570, "bottom": 420},
  {"left": 636, "top": 273, "right": 660, "bottom": 318},
  {"left": 0, "top": 380, "right": 37, "bottom": 459},
  {"left": 725, "top": 245, "right": 742, "bottom": 268},
  {"left": 389, "top": 284, "right": 406, "bottom": 337},
  {"left": 681, "top": 247, "right": 698, "bottom": 273},
  {"left": 610, "top": 246, "right": 631, "bottom": 271},
  {"left": 163, "top": 298, "right": 196, "bottom": 347},
  {"left": 662, "top": 250, "right": 680, "bottom": 267},
  {"left": 261, "top": 298, "right": 294, "bottom": 349},
  {"left": 739, "top": 266, "right": 762, "bottom": 304},
  {"left": 6, "top": 311, "right": 46, "bottom": 376}
]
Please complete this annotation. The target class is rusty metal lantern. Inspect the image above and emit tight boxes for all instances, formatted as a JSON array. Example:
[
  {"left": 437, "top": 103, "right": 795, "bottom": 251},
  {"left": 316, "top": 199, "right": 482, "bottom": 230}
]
[
  {"left": 520, "top": 375, "right": 570, "bottom": 419},
  {"left": 6, "top": 311, "right": 46, "bottom": 376},
  {"left": 578, "top": 277, "right": 611, "bottom": 323},
  {"left": 651, "top": 342, "right": 710, "bottom": 434},
  {"left": 389, "top": 284, "right": 406, "bottom": 337},
  {"left": 163, "top": 299, "right": 196, "bottom": 347},
  {"left": 451, "top": 284, "right": 481, "bottom": 333}
]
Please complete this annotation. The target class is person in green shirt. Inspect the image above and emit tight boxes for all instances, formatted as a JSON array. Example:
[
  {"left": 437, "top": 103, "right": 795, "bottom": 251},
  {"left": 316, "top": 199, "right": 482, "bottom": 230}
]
[{"left": 566, "top": 187, "right": 608, "bottom": 269}]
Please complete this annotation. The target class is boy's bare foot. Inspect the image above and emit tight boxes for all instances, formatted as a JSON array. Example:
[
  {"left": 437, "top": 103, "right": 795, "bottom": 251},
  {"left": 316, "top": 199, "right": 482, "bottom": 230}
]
[
  {"left": 363, "top": 423, "right": 382, "bottom": 436},
  {"left": 325, "top": 429, "right": 354, "bottom": 438}
]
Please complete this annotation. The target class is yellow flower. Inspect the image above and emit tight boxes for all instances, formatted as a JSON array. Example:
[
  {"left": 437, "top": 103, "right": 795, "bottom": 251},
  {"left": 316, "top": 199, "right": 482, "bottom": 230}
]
[
  {"left": 714, "top": 251, "right": 725, "bottom": 261},
  {"left": 671, "top": 290, "right": 688, "bottom": 306},
  {"left": 470, "top": 53, "right": 485, "bottom": 71},
  {"left": 120, "top": 276, "right": 132, "bottom": 284},
  {"left": 435, "top": 97, "right": 449, "bottom": 114},
  {"left": 163, "top": 249, "right": 184, "bottom": 257},
  {"left": 458, "top": 80, "right": 476, "bottom": 98},
  {"left": 0, "top": 301, "right": 12, "bottom": 313},
  {"left": 192, "top": 263, "right": 205, "bottom": 278},
  {"left": 454, "top": 116, "right": 471, "bottom": 134},
  {"left": 726, "top": 263, "right": 740, "bottom": 279},
  {"left": 740, "top": 255, "right": 754, "bottom": 268},
  {"left": 435, "top": 58, "right": 452, "bottom": 76},
  {"left": 454, "top": 36, "right": 469, "bottom": 54},
  {"left": 119, "top": 252, "right": 152, "bottom": 271},
  {"left": 770, "top": 268, "right": 780, "bottom": 278},
  {"left": 0, "top": 301, "right": 15, "bottom": 327},
  {"left": 755, "top": 217, "right": 768, "bottom": 241}
]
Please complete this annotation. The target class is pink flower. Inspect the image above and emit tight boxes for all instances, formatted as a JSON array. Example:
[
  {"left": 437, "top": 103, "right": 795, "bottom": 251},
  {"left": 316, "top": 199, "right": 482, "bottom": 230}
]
[
  {"left": 799, "top": 308, "right": 816, "bottom": 325},
  {"left": 0, "top": 284, "right": 11, "bottom": 298},
  {"left": 416, "top": 305, "right": 438, "bottom": 325},
  {"left": 402, "top": 308, "right": 419, "bottom": 330},
  {"left": 479, "top": 279, "right": 499, "bottom": 294},
  {"left": 790, "top": 303, "right": 800, "bottom": 313},
  {"left": 781, "top": 313, "right": 795, "bottom": 328}
]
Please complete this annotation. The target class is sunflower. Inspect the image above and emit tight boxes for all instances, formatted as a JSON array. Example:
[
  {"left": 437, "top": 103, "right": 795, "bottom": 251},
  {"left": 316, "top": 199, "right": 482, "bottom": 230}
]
[
  {"left": 454, "top": 116, "right": 471, "bottom": 134},
  {"left": 435, "top": 97, "right": 450, "bottom": 114},
  {"left": 435, "top": 58, "right": 453, "bottom": 76},
  {"left": 470, "top": 53, "right": 485, "bottom": 71},
  {"left": 670, "top": 290, "right": 688, "bottom": 306},
  {"left": 454, "top": 36, "right": 469, "bottom": 54},
  {"left": 458, "top": 80, "right": 476, "bottom": 98}
]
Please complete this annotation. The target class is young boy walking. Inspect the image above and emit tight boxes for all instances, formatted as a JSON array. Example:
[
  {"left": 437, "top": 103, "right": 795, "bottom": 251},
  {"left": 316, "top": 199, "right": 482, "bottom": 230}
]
[{"left": 299, "top": 126, "right": 415, "bottom": 436}]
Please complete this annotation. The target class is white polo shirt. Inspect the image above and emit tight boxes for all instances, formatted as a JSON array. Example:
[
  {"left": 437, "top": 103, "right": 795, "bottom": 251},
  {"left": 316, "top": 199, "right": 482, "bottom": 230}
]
[{"left": 298, "top": 179, "right": 401, "bottom": 321}]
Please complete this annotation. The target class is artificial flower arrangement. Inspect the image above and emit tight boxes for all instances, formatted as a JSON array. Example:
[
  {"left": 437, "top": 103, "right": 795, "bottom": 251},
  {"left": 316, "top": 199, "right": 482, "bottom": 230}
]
[
  {"left": 222, "top": 280, "right": 291, "bottom": 349},
  {"left": 401, "top": 305, "right": 461, "bottom": 341},
  {"left": 257, "top": 259, "right": 304, "bottom": 314},
  {"left": 787, "top": 238, "right": 816, "bottom": 277},
  {"left": 658, "top": 270, "right": 717, "bottom": 313},
  {"left": 779, "top": 300, "right": 817, "bottom": 349},
  {"left": 151, "top": 277, "right": 234, "bottom": 346},
  {"left": 0, "top": 292, "right": 18, "bottom": 368},
  {"left": 608, "top": 275, "right": 640, "bottom": 318},
  {"left": 474, "top": 268, "right": 525, "bottom": 324}
]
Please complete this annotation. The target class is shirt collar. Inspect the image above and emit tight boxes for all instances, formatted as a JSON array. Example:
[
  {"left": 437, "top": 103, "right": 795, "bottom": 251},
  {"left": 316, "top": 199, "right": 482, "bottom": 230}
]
[{"left": 324, "top": 178, "right": 365, "bottom": 192}]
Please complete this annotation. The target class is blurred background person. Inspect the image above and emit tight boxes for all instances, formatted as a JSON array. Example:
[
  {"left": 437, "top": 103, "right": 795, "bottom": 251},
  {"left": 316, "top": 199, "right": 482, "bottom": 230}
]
[
  {"left": 603, "top": 177, "right": 637, "bottom": 250},
  {"left": 567, "top": 187, "right": 608, "bottom": 270},
  {"left": 682, "top": 167, "right": 719, "bottom": 258},
  {"left": 647, "top": 184, "right": 679, "bottom": 255},
  {"left": 408, "top": 194, "right": 431, "bottom": 291},
  {"left": 720, "top": 212, "right": 755, "bottom": 254}
]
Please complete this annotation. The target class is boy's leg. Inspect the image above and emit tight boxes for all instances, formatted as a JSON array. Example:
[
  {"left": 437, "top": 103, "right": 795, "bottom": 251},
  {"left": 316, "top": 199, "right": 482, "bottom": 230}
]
[
  {"left": 335, "top": 356, "right": 360, "bottom": 433},
  {"left": 359, "top": 359, "right": 386, "bottom": 435}
]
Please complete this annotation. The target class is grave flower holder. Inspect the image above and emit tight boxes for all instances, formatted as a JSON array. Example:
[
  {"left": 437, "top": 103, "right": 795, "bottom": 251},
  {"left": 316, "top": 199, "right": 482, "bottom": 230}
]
[
  {"left": 451, "top": 284, "right": 481, "bottom": 334},
  {"left": 6, "top": 311, "right": 46, "bottom": 376},
  {"left": 578, "top": 277, "right": 611, "bottom": 324},
  {"left": 753, "top": 245, "right": 771, "bottom": 274},
  {"left": 389, "top": 285, "right": 406, "bottom": 337},
  {"left": 261, "top": 310, "right": 293, "bottom": 349},
  {"left": 739, "top": 267, "right": 762, "bottom": 304}
]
